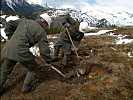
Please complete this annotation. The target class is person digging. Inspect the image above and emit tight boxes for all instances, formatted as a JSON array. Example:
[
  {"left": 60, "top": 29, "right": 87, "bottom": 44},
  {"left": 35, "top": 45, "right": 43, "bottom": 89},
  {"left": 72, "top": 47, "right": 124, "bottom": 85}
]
[
  {"left": 51, "top": 14, "right": 89, "bottom": 70},
  {"left": 0, "top": 13, "right": 52, "bottom": 94}
]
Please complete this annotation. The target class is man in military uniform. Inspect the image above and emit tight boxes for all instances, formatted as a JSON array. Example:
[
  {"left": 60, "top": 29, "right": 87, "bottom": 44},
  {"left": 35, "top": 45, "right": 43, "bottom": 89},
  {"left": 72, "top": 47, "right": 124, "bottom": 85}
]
[
  {"left": 0, "top": 13, "right": 52, "bottom": 93},
  {"left": 52, "top": 14, "right": 88, "bottom": 68}
]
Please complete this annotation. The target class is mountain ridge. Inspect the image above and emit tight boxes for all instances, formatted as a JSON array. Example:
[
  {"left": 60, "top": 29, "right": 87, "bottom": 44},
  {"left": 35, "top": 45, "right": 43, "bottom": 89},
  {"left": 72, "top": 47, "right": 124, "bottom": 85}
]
[
  {"left": 48, "top": 8, "right": 133, "bottom": 26},
  {"left": 1, "top": 0, "right": 47, "bottom": 16},
  {"left": 1, "top": 0, "right": 133, "bottom": 26}
]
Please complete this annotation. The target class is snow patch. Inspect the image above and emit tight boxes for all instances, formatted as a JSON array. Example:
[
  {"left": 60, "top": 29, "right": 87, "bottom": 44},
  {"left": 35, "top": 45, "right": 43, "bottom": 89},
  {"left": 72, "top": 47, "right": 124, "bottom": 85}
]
[
  {"left": 0, "top": 15, "right": 7, "bottom": 19},
  {"left": 47, "top": 35, "right": 58, "bottom": 39},
  {"left": 6, "top": 15, "right": 19, "bottom": 22},
  {"left": 128, "top": 52, "right": 133, "bottom": 57},
  {"left": 116, "top": 39, "right": 133, "bottom": 44},
  {"left": 115, "top": 34, "right": 133, "bottom": 44},
  {"left": 26, "top": 0, "right": 46, "bottom": 7},
  {"left": 29, "top": 42, "right": 54, "bottom": 57},
  {"left": 0, "top": 28, "right": 8, "bottom": 40},
  {"left": 0, "top": 24, "right": 3, "bottom": 27},
  {"left": 30, "top": 46, "right": 40, "bottom": 56},
  {"left": 108, "top": 32, "right": 133, "bottom": 44},
  {"left": 84, "top": 29, "right": 133, "bottom": 44}
]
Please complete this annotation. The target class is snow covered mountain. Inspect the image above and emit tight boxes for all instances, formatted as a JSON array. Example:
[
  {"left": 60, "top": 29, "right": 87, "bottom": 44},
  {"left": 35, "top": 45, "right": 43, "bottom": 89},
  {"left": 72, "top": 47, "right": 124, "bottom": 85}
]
[
  {"left": 1, "top": 0, "right": 133, "bottom": 26},
  {"left": 52, "top": 8, "right": 133, "bottom": 26},
  {"left": 1, "top": 0, "right": 47, "bottom": 16},
  {"left": 49, "top": 8, "right": 133, "bottom": 26},
  {"left": 26, "top": 0, "right": 47, "bottom": 7}
]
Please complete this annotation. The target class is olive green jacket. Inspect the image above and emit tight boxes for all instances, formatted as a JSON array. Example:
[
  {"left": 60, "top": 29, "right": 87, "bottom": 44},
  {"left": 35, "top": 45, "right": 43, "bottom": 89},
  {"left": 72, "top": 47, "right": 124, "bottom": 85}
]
[
  {"left": 2, "top": 18, "right": 51, "bottom": 62},
  {"left": 60, "top": 24, "right": 84, "bottom": 44},
  {"left": 59, "top": 14, "right": 84, "bottom": 44}
]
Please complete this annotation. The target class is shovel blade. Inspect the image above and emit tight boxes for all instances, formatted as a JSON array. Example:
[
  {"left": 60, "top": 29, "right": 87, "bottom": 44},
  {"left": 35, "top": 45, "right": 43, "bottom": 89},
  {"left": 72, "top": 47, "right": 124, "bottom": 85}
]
[{"left": 76, "top": 67, "right": 86, "bottom": 75}]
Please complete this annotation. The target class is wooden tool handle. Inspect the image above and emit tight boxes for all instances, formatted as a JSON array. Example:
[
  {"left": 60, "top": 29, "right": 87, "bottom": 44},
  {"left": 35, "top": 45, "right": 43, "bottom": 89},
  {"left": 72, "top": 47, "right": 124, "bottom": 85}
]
[
  {"left": 66, "top": 27, "right": 80, "bottom": 60},
  {"left": 34, "top": 56, "right": 66, "bottom": 77}
]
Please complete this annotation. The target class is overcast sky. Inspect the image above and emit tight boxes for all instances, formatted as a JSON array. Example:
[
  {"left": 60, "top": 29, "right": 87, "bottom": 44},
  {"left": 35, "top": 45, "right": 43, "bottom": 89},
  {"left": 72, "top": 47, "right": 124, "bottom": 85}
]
[{"left": 45, "top": 0, "right": 133, "bottom": 12}]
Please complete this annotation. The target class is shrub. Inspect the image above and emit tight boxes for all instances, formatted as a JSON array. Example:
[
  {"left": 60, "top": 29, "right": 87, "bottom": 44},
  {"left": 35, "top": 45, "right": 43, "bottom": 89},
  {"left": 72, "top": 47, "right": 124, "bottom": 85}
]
[{"left": 45, "top": 26, "right": 61, "bottom": 34}]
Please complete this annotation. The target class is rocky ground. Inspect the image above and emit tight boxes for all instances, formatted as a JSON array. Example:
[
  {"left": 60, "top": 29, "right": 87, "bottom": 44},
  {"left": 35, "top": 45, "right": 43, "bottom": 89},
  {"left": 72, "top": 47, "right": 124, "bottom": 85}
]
[{"left": 1, "top": 26, "right": 133, "bottom": 100}]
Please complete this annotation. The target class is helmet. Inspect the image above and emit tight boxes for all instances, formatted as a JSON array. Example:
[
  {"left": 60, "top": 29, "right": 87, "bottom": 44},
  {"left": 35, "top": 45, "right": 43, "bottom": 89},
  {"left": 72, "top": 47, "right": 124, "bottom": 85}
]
[
  {"left": 79, "top": 22, "right": 88, "bottom": 32},
  {"left": 40, "top": 13, "right": 52, "bottom": 26}
]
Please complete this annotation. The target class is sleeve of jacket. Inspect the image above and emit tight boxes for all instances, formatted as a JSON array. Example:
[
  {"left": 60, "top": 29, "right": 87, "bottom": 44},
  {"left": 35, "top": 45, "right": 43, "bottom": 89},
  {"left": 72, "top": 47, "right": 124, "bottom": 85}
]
[
  {"left": 38, "top": 32, "right": 51, "bottom": 62},
  {"left": 75, "top": 32, "right": 84, "bottom": 42},
  {"left": 67, "top": 14, "right": 77, "bottom": 25},
  {"left": 4, "top": 20, "right": 19, "bottom": 39}
]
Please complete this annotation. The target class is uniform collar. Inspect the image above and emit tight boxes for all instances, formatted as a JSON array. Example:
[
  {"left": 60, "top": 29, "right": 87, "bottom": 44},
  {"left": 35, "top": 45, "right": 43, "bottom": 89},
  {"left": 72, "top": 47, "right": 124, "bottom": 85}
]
[{"left": 35, "top": 19, "right": 43, "bottom": 26}]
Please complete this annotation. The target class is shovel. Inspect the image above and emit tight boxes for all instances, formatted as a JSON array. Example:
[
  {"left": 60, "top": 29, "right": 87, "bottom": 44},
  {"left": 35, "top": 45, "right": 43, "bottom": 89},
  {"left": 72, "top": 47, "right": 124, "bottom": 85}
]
[
  {"left": 66, "top": 27, "right": 80, "bottom": 60},
  {"left": 34, "top": 56, "right": 66, "bottom": 78},
  {"left": 66, "top": 27, "right": 86, "bottom": 76}
]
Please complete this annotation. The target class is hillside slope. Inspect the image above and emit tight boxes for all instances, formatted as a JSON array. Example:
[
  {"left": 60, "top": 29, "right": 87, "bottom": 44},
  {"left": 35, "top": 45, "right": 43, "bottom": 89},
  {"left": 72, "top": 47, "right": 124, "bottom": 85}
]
[{"left": 1, "top": 27, "right": 133, "bottom": 99}]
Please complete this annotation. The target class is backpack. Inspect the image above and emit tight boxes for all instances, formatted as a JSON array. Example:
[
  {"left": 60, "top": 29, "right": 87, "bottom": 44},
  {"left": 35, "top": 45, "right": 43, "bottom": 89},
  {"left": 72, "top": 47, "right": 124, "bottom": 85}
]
[{"left": 4, "top": 20, "right": 19, "bottom": 39}]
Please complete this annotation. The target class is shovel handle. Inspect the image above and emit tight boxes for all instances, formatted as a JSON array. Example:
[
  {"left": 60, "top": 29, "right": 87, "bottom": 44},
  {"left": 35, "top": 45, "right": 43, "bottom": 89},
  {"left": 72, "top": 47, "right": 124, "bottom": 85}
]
[
  {"left": 50, "top": 66, "right": 66, "bottom": 77},
  {"left": 66, "top": 27, "right": 80, "bottom": 60},
  {"left": 34, "top": 56, "right": 66, "bottom": 77}
]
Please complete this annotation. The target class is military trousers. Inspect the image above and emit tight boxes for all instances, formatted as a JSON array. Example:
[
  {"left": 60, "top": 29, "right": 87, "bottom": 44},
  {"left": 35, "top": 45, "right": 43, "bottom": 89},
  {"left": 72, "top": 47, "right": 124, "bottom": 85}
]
[
  {"left": 54, "top": 37, "right": 72, "bottom": 56},
  {"left": 0, "top": 58, "right": 37, "bottom": 88},
  {"left": 54, "top": 37, "right": 72, "bottom": 66}
]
